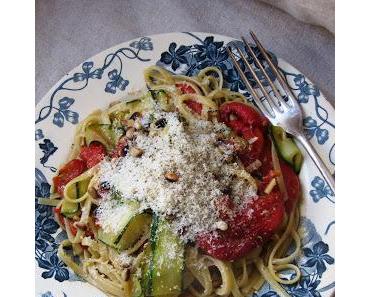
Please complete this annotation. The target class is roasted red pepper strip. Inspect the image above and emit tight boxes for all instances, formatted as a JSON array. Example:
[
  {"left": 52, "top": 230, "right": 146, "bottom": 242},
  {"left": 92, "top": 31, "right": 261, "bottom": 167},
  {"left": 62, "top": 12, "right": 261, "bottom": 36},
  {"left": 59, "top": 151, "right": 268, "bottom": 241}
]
[
  {"left": 184, "top": 99, "right": 202, "bottom": 115},
  {"left": 67, "top": 220, "right": 78, "bottom": 236},
  {"left": 80, "top": 142, "right": 107, "bottom": 168},
  {"left": 175, "top": 82, "right": 197, "bottom": 94},
  {"left": 53, "top": 159, "right": 87, "bottom": 196},
  {"left": 219, "top": 102, "right": 267, "bottom": 128},
  {"left": 220, "top": 102, "right": 267, "bottom": 164},
  {"left": 175, "top": 82, "right": 203, "bottom": 114},
  {"left": 280, "top": 161, "right": 301, "bottom": 213}
]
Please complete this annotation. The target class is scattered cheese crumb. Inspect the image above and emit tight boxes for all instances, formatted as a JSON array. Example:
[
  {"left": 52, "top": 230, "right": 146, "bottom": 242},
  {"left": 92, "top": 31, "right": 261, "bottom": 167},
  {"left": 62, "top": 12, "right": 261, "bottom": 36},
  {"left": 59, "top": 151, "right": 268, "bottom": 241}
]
[
  {"left": 215, "top": 221, "right": 228, "bottom": 231},
  {"left": 117, "top": 252, "right": 134, "bottom": 266}
]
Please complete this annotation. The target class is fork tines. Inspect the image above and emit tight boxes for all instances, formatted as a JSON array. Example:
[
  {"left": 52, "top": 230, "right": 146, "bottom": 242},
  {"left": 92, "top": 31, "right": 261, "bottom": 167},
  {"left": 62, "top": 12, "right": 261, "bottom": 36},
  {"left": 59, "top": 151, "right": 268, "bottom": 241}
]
[{"left": 226, "top": 31, "right": 299, "bottom": 119}]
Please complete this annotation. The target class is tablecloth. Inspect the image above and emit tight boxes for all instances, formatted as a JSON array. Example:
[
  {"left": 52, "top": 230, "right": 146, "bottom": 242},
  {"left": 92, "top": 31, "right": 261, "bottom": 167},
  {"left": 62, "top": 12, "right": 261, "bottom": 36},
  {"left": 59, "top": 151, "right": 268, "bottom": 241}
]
[{"left": 36, "top": 0, "right": 335, "bottom": 106}]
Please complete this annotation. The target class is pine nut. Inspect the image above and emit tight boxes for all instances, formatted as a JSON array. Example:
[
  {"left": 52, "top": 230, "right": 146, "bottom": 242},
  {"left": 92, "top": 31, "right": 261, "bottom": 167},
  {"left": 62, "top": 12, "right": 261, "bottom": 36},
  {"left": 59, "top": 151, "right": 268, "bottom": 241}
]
[
  {"left": 130, "top": 147, "right": 144, "bottom": 157},
  {"left": 125, "top": 127, "right": 136, "bottom": 140},
  {"left": 164, "top": 172, "right": 179, "bottom": 182}
]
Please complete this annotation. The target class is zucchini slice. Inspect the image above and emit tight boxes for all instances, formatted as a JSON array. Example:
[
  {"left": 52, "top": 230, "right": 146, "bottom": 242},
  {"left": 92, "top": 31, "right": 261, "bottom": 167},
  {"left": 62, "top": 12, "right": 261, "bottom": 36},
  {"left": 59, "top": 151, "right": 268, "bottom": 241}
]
[
  {"left": 141, "top": 216, "right": 184, "bottom": 296},
  {"left": 116, "top": 213, "right": 152, "bottom": 252},
  {"left": 61, "top": 178, "right": 90, "bottom": 218},
  {"left": 61, "top": 184, "right": 78, "bottom": 217},
  {"left": 97, "top": 200, "right": 140, "bottom": 248}
]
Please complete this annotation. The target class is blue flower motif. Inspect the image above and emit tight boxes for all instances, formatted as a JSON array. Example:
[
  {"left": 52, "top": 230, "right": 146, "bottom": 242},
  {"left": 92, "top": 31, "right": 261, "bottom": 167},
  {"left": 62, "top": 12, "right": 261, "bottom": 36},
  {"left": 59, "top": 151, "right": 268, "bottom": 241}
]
[
  {"left": 37, "top": 252, "right": 69, "bottom": 282},
  {"left": 285, "top": 276, "right": 321, "bottom": 297},
  {"left": 303, "top": 117, "right": 318, "bottom": 139},
  {"left": 160, "top": 42, "right": 191, "bottom": 71},
  {"left": 194, "top": 36, "right": 224, "bottom": 62},
  {"left": 39, "top": 139, "right": 58, "bottom": 165},
  {"left": 58, "top": 97, "right": 74, "bottom": 109},
  {"left": 35, "top": 168, "right": 52, "bottom": 214},
  {"left": 105, "top": 69, "right": 129, "bottom": 94},
  {"left": 130, "top": 37, "right": 153, "bottom": 51},
  {"left": 309, "top": 176, "right": 334, "bottom": 203},
  {"left": 194, "top": 37, "right": 228, "bottom": 70},
  {"left": 35, "top": 129, "right": 44, "bottom": 141},
  {"left": 315, "top": 128, "right": 329, "bottom": 144},
  {"left": 52, "top": 97, "right": 79, "bottom": 127},
  {"left": 53, "top": 112, "right": 64, "bottom": 127},
  {"left": 61, "top": 110, "right": 79, "bottom": 124},
  {"left": 73, "top": 61, "right": 103, "bottom": 82},
  {"left": 35, "top": 237, "right": 49, "bottom": 252},
  {"left": 303, "top": 241, "right": 334, "bottom": 277},
  {"left": 35, "top": 182, "right": 51, "bottom": 208},
  {"left": 303, "top": 116, "right": 329, "bottom": 144},
  {"left": 35, "top": 216, "right": 59, "bottom": 243},
  {"left": 41, "top": 292, "right": 53, "bottom": 297},
  {"left": 294, "top": 74, "right": 320, "bottom": 103}
]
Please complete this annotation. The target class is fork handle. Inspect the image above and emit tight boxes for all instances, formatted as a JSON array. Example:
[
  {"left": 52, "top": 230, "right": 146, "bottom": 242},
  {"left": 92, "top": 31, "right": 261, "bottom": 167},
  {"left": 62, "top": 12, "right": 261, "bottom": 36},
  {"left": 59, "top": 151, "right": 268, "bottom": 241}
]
[{"left": 296, "top": 134, "right": 335, "bottom": 192}]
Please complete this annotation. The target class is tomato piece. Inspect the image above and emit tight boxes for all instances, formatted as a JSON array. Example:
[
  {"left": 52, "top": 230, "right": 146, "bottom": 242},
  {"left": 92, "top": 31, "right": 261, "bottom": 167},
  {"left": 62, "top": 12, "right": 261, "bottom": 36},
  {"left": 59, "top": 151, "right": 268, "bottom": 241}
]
[
  {"left": 175, "top": 82, "right": 197, "bottom": 94},
  {"left": 280, "top": 161, "right": 301, "bottom": 213},
  {"left": 53, "top": 159, "right": 87, "bottom": 196},
  {"left": 219, "top": 102, "right": 267, "bottom": 128},
  {"left": 197, "top": 192, "right": 284, "bottom": 261},
  {"left": 80, "top": 142, "right": 107, "bottom": 168},
  {"left": 258, "top": 138, "right": 273, "bottom": 176},
  {"left": 226, "top": 120, "right": 246, "bottom": 136},
  {"left": 213, "top": 195, "right": 235, "bottom": 221},
  {"left": 235, "top": 127, "right": 265, "bottom": 170},
  {"left": 65, "top": 220, "right": 78, "bottom": 236},
  {"left": 242, "top": 127, "right": 264, "bottom": 159},
  {"left": 220, "top": 102, "right": 267, "bottom": 164},
  {"left": 184, "top": 99, "right": 202, "bottom": 115}
]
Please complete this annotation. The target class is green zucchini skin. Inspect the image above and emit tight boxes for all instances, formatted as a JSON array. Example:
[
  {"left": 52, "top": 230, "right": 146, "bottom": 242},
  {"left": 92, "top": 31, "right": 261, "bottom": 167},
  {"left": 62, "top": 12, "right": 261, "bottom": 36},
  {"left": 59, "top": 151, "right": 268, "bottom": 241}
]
[
  {"left": 115, "top": 213, "right": 152, "bottom": 251},
  {"left": 61, "top": 184, "right": 78, "bottom": 217},
  {"left": 271, "top": 125, "right": 303, "bottom": 173},
  {"left": 140, "top": 215, "right": 184, "bottom": 296},
  {"left": 61, "top": 179, "right": 89, "bottom": 217}
]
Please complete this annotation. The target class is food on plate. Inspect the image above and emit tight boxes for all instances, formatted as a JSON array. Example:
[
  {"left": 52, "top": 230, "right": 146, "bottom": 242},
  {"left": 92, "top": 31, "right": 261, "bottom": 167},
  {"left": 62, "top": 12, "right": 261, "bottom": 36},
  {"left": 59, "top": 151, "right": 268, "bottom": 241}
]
[{"left": 40, "top": 66, "right": 303, "bottom": 297}]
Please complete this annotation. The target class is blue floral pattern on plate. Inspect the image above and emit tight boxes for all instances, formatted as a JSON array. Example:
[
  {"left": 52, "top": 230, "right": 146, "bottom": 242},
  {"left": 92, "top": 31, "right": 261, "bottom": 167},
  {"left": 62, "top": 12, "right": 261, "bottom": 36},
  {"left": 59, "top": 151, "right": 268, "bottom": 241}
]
[
  {"left": 303, "top": 241, "right": 334, "bottom": 277},
  {"left": 105, "top": 69, "right": 129, "bottom": 94},
  {"left": 35, "top": 168, "right": 70, "bottom": 283},
  {"left": 310, "top": 176, "right": 335, "bottom": 203},
  {"left": 35, "top": 33, "right": 335, "bottom": 297}
]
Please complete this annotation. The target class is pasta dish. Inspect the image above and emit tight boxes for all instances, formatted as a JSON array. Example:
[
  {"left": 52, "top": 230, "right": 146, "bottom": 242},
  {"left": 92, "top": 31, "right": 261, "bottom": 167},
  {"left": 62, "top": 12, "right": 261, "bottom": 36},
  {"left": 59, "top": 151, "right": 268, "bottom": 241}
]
[{"left": 40, "top": 66, "right": 304, "bottom": 297}]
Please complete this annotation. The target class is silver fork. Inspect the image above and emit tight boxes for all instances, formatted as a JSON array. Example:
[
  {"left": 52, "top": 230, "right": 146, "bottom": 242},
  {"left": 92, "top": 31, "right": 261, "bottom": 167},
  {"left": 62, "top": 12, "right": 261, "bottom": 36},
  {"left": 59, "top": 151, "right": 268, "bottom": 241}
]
[{"left": 226, "top": 31, "right": 335, "bottom": 192}]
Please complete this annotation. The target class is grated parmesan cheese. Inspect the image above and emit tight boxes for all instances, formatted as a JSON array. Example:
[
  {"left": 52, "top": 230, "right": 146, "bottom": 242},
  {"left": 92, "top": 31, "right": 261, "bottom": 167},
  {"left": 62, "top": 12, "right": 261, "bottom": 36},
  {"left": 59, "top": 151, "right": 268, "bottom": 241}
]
[{"left": 96, "top": 111, "right": 257, "bottom": 242}]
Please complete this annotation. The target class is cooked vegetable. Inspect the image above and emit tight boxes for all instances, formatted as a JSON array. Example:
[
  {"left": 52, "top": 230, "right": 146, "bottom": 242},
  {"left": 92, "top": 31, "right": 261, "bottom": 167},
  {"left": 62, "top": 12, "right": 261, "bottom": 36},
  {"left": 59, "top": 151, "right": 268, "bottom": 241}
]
[
  {"left": 140, "top": 216, "right": 184, "bottom": 296},
  {"left": 271, "top": 126, "right": 303, "bottom": 173}
]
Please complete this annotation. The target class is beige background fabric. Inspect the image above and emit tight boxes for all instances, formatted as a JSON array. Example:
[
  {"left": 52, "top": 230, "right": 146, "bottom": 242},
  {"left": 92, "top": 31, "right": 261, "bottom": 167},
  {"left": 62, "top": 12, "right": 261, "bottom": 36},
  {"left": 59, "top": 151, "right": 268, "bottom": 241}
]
[
  {"left": 261, "top": 0, "right": 335, "bottom": 33},
  {"left": 36, "top": 0, "right": 335, "bottom": 105}
]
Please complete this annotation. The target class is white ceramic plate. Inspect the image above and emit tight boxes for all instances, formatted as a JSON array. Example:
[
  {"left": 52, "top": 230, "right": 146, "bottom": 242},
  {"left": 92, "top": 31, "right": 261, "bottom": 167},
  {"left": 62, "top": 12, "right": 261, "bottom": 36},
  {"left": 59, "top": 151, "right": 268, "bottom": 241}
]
[{"left": 35, "top": 32, "right": 335, "bottom": 297}]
